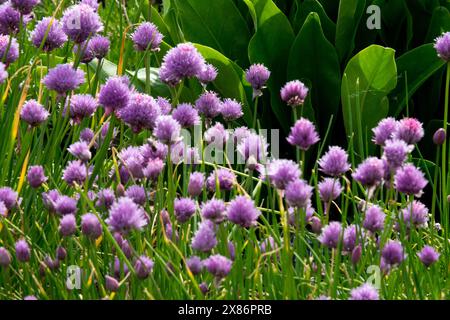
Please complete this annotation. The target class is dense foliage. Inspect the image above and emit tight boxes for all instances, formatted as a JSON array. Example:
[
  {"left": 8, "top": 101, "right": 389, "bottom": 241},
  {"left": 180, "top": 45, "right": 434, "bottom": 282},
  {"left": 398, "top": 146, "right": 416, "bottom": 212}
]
[{"left": 0, "top": 0, "right": 449, "bottom": 300}]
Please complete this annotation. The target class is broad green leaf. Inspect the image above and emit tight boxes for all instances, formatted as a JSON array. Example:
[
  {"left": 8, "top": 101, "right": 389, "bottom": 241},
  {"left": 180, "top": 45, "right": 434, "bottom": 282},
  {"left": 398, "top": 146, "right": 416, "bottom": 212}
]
[
  {"left": 173, "top": 0, "right": 251, "bottom": 66},
  {"left": 249, "top": 0, "right": 295, "bottom": 132},
  {"left": 288, "top": 12, "right": 340, "bottom": 131},
  {"left": 335, "top": 0, "right": 366, "bottom": 62},
  {"left": 194, "top": 44, "right": 253, "bottom": 126},
  {"left": 425, "top": 6, "right": 450, "bottom": 42},
  {"left": 292, "top": 0, "right": 336, "bottom": 42},
  {"left": 341, "top": 45, "right": 397, "bottom": 159},
  {"left": 390, "top": 44, "right": 446, "bottom": 117},
  {"left": 88, "top": 59, "right": 171, "bottom": 98}
]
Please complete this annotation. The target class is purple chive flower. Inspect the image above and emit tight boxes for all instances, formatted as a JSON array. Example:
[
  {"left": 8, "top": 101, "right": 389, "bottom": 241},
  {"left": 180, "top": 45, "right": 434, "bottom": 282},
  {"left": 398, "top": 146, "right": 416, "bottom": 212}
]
[
  {"left": 201, "top": 198, "right": 226, "bottom": 223},
  {"left": 11, "top": 0, "right": 40, "bottom": 15},
  {"left": 119, "top": 93, "right": 160, "bottom": 133},
  {"left": 62, "top": 160, "right": 87, "bottom": 186},
  {"left": 0, "top": 35, "right": 18, "bottom": 66},
  {"left": 381, "top": 240, "right": 405, "bottom": 267},
  {"left": 226, "top": 195, "right": 260, "bottom": 228},
  {"left": 118, "top": 146, "right": 145, "bottom": 180},
  {"left": 237, "top": 133, "right": 268, "bottom": 169},
  {"left": 134, "top": 255, "right": 154, "bottom": 279},
  {"left": 197, "top": 63, "right": 217, "bottom": 84},
  {"left": 350, "top": 283, "right": 379, "bottom": 300},
  {"left": 0, "top": 247, "right": 11, "bottom": 267},
  {"left": 132, "top": 22, "right": 163, "bottom": 51},
  {"left": 351, "top": 245, "right": 362, "bottom": 265},
  {"left": 266, "top": 159, "right": 301, "bottom": 190},
  {"left": 42, "top": 189, "right": 60, "bottom": 212},
  {"left": 188, "top": 172, "right": 205, "bottom": 197},
  {"left": 20, "top": 100, "right": 49, "bottom": 127},
  {"left": 383, "top": 139, "right": 413, "bottom": 170},
  {"left": 113, "top": 257, "right": 130, "bottom": 279},
  {"left": 260, "top": 236, "right": 277, "bottom": 253},
  {"left": 172, "top": 103, "right": 200, "bottom": 127},
  {"left": 401, "top": 200, "right": 429, "bottom": 228},
  {"left": 174, "top": 197, "right": 196, "bottom": 223},
  {"left": 363, "top": 205, "right": 385, "bottom": 233},
  {"left": 220, "top": 98, "right": 243, "bottom": 121},
  {"left": 287, "top": 118, "right": 319, "bottom": 150},
  {"left": 80, "top": 128, "right": 94, "bottom": 144},
  {"left": 152, "top": 98, "right": 171, "bottom": 117},
  {"left": 352, "top": 157, "right": 384, "bottom": 187},
  {"left": 206, "top": 168, "right": 236, "bottom": 192},
  {"left": 187, "top": 256, "right": 203, "bottom": 275},
  {"left": 42, "top": 64, "right": 85, "bottom": 94},
  {"left": 417, "top": 245, "right": 439, "bottom": 267},
  {"left": 31, "top": 17, "right": 67, "bottom": 52},
  {"left": 55, "top": 196, "right": 78, "bottom": 216},
  {"left": 143, "top": 158, "right": 165, "bottom": 181},
  {"left": 0, "top": 4, "right": 22, "bottom": 36},
  {"left": 227, "top": 241, "right": 236, "bottom": 261},
  {"left": 343, "top": 225, "right": 359, "bottom": 252},
  {"left": 59, "top": 214, "right": 77, "bottom": 236},
  {"left": 73, "top": 41, "right": 94, "bottom": 63},
  {"left": 125, "top": 185, "right": 146, "bottom": 206},
  {"left": 318, "top": 221, "right": 342, "bottom": 249},
  {"left": 15, "top": 239, "right": 30, "bottom": 262},
  {"left": 105, "top": 275, "right": 119, "bottom": 292},
  {"left": 81, "top": 213, "right": 102, "bottom": 239},
  {"left": 191, "top": 220, "right": 217, "bottom": 252},
  {"left": 27, "top": 165, "right": 47, "bottom": 188},
  {"left": 434, "top": 32, "right": 450, "bottom": 61},
  {"left": 81, "top": 0, "right": 99, "bottom": 11},
  {"left": 88, "top": 35, "right": 110, "bottom": 59},
  {"left": 204, "top": 122, "right": 228, "bottom": 146},
  {"left": 56, "top": 246, "right": 67, "bottom": 260},
  {"left": 61, "top": 4, "right": 103, "bottom": 43},
  {"left": 245, "top": 63, "right": 270, "bottom": 97},
  {"left": 154, "top": 115, "right": 181, "bottom": 145},
  {"left": 310, "top": 216, "right": 322, "bottom": 234},
  {"left": 285, "top": 179, "right": 312, "bottom": 208},
  {"left": 159, "top": 42, "right": 206, "bottom": 86},
  {"left": 0, "top": 187, "right": 18, "bottom": 209},
  {"left": 98, "top": 76, "right": 131, "bottom": 114},
  {"left": 203, "top": 254, "right": 232, "bottom": 279},
  {"left": 318, "top": 146, "right": 350, "bottom": 176},
  {"left": 394, "top": 164, "right": 427, "bottom": 196},
  {"left": 0, "top": 201, "right": 6, "bottom": 217},
  {"left": 106, "top": 197, "right": 148, "bottom": 234},
  {"left": 433, "top": 128, "right": 446, "bottom": 145},
  {"left": 393, "top": 118, "right": 424, "bottom": 145},
  {"left": 141, "top": 138, "right": 168, "bottom": 161},
  {"left": 68, "top": 94, "right": 98, "bottom": 124},
  {"left": 233, "top": 126, "right": 251, "bottom": 145},
  {"left": 195, "top": 91, "right": 221, "bottom": 119},
  {"left": 68, "top": 141, "right": 91, "bottom": 162},
  {"left": 95, "top": 189, "right": 116, "bottom": 209},
  {"left": 318, "top": 178, "right": 342, "bottom": 203},
  {"left": 280, "top": 80, "right": 309, "bottom": 107},
  {"left": 0, "top": 62, "right": 7, "bottom": 84},
  {"left": 372, "top": 117, "right": 397, "bottom": 146}
]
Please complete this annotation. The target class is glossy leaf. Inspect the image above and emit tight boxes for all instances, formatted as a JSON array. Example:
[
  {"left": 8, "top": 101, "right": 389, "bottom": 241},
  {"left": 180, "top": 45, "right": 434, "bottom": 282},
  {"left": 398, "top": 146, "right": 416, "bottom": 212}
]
[
  {"left": 341, "top": 45, "right": 397, "bottom": 158},
  {"left": 390, "top": 44, "right": 445, "bottom": 117},
  {"left": 288, "top": 12, "right": 340, "bottom": 131},
  {"left": 173, "top": 0, "right": 251, "bottom": 66},
  {"left": 292, "top": 0, "right": 336, "bottom": 42},
  {"left": 335, "top": 0, "right": 366, "bottom": 62},
  {"left": 248, "top": 0, "right": 295, "bottom": 132}
]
